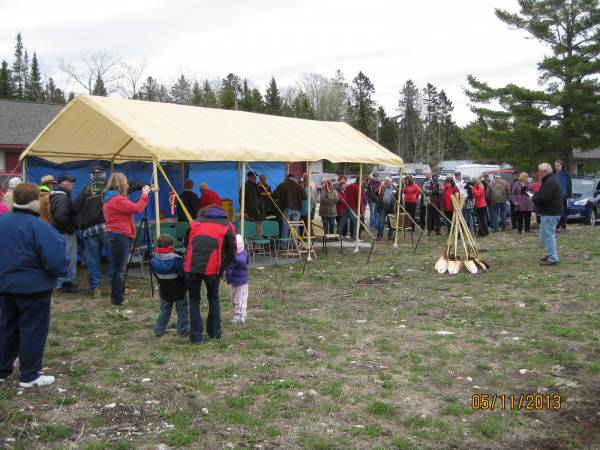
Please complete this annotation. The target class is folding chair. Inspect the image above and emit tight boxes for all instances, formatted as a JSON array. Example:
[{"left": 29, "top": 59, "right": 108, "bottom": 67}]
[
  {"left": 312, "top": 219, "right": 343, "bottom": 255},
  {"left": 386, "top": 213, "right": 414, "bottom": 244}
]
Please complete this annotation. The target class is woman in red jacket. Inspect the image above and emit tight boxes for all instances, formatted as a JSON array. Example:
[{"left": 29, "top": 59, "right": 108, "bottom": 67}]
[
  {"left": 103, "top": 173, "right": 156, "bottom": 305},
  {"left": 472, "top": 177, "right": 489, "bottom": 237},
  {"left": 403, "top": 176, "right": 421, "bottom": 232},
  {"left": 442, "top": 175, "right": 460, "bottom": 234}
]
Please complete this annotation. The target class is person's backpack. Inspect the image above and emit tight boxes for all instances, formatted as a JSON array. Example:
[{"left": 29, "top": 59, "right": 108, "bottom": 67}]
[{"left": 39, "top": 191, "right": 52, "bottom": 222}]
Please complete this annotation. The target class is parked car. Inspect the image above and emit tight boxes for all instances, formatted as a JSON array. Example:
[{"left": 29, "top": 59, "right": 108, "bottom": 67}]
[
  {"left": 566, "top": 176, "right": 600, "bottom": 225},
  {"left": 481, "top": 169, "right": 515, "bottom": 184}
]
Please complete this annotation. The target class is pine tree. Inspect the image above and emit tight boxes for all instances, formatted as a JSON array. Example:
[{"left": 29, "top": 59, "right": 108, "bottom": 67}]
[
  {"left": 138, "top": 76, "right": 160, "bottom": 101},
  {"left": 45, "top": 78, "right": 66, "bottom": 103},
  {"left": 398, "top": 79, "right": 424, "bottom": 163},
  {"left": 348, "top": 71, "right": 376, "bottom": 137},
  {"left": 92, "top": 74, "right": 108, "bottom": 96},
  {"left": 26, "top": 52, "right": 44, "bottom": 101},
  {"left": 22, "top": 49, "right": 29, "bottom": 97},
  {"left": 376, "top": 107, "right": 399, "bottom": 152},
  {"left": 264, "top": 77, "right": 282, "bottom": 115},
  {"left": 0, "top": 61, "right": 11, "bottom": 99},
  {"left": 466, "top": 0, "right": 600, "bottom": 166},
  {"left": 293, "top": 93, "right": 316, "bottom": 119},
  {"left": 11, "top": 33, "right": 24, "bottom": 99},
  {"left": 170, "top": 74, "right": 192, "bottom": 104},
  {"left": 191, "top": 81, "right": 203, "bottom": 106},
  {"left": 238, "top": 79, "right": 264, "bottom": 112},
  {"left": 202, "top": 80, "right": 218, "bottom": 107},
  {"left": 251, "top": 88, "right": 264, "bottom": 112},
  {"left": 219, "top": 73, "right": 241, "bottom": 109}
]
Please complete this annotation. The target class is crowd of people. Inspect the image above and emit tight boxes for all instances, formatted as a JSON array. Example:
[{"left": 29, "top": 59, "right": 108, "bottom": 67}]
[{"left": 0, "top": 159, "right": 569, "bottom": 388}]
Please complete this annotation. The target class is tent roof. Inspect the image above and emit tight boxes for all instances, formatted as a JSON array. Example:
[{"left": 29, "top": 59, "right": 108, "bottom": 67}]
[{"left": 20, "top": 95, "right": 403, "bottom": 166}]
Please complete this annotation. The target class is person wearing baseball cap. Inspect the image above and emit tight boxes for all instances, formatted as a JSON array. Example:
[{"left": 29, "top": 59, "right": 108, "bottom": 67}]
[
  {"left": 37, "top": 175, "right": 58, "bottom": 222},
  {"left": 50, "top": 174, "right": 79, "bottom": 293},
  {"left": 74, "top": 165, "right": 110, "bottom": 298}
]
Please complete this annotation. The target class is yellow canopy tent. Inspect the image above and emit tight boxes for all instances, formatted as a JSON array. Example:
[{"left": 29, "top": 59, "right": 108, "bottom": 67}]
[{"left": 20, "top": 95, "right": 404, "bottom": 251}]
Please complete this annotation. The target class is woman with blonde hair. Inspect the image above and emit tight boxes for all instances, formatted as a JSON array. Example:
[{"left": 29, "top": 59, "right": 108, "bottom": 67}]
[
  {"left": 103, "top": 172, "right": 157, "bottom": 305},
  {"left": 511, "top": 171, "right": 534, "bottom": 233}
]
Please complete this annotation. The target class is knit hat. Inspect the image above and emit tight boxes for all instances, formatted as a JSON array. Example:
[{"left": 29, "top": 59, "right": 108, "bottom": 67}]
[
  {"left": 12, "top": 182, "right": 40, "bottom": 213},
  {"left": 8, "top": 177, "right": 22, "bottom": 190}
]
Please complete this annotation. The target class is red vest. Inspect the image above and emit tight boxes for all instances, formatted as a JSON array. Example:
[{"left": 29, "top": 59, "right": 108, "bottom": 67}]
[{"left": 184, "top": 215, "right": 236, "bottom": 276}]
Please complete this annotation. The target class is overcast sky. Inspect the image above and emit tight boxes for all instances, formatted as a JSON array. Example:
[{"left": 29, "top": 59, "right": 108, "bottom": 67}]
[{"left": 0, "top": 0, "right": 549, "bottom": 125}]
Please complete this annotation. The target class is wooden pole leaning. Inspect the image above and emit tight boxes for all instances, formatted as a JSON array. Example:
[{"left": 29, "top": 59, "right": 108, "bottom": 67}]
[
  {"left": 240, "top": 161, "right": 246, "bottom": 239},
  {"left": 354, "top": 164, "right": 363, "bottom": 253},
  {"left": 152, "top": 159, "right": 161, "bottom": 239}
]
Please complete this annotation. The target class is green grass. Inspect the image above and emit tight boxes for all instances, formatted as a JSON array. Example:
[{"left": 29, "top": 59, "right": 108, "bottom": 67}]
[{"left": 1, "top": 225, "right": 599, "bottom": 449}]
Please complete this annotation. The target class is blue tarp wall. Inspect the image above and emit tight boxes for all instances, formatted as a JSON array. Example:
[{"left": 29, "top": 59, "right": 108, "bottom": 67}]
[
  {"left": 25, "top": 158, "right": 286, "bottom": 218},
  {"left": 25, "top": 157, "right": 184, "bottom": 221},
  {"left": 188, "top": 162, "right": 286, "bottom": 213}
]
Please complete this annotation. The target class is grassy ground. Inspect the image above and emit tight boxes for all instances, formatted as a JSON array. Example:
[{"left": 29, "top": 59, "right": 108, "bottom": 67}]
[{"left": 1, "top": 224, "right": 599, "bottom": 449}]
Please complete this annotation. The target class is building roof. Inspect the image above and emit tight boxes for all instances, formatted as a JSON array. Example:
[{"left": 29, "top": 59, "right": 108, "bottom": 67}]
[
  {"left": 572, "top": 148, "right": 600, "bottom": 161},
  {"left": 21, "top": 95, "right": 404, "bottom": 166},
  {"left": 0, "top": 99, "right": 64, "bottom": 146}
]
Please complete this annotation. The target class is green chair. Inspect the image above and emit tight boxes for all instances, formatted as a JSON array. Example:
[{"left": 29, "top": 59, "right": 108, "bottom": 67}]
[{"left": 262, "top": 220, "right": 285, "bottom": 261}]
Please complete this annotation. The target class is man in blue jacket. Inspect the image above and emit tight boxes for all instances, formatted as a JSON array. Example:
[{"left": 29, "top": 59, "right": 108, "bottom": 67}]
[{"left": 0, "top": 183, "right": 69, "bottom": 388}]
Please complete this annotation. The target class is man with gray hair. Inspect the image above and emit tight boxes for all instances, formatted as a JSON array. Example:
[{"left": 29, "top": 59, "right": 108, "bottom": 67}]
[{"left": 532, "top": 162, "right": 563, "bottom": 266}]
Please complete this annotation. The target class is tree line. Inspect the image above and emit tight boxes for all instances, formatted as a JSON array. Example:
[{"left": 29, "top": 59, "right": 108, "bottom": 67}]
[{"left": 2, "top": 0, "right": 599, "bottom": 170}]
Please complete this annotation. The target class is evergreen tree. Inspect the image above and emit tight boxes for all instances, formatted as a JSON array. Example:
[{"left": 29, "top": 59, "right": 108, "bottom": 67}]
[
  {"left": 139, "top": 76, "right": 160, "bottom": 101},
  {"left": 376, "top": 106, "right": 399, "bottom": 152},
  {"left": 251, "top": 88, "right": 264, "bottom": 112},
  {"left": 11, "top": 33, "right": 24, "bottom": 99},
  {"left": 191, "top": 81, "right": 203, "bottom": 106},
  {"left": 466, "top": 0, "right": 600, "bottom": 166},
  {"left": 239, "top": 79, "right": 264, "bottom": 112},
  {"left": 22, "top": 49, "right": 29, "bottom": 97},
  {"left": 398, "top": 79, "right": 424, "bottom": 163},
  {"left": 264, "top": 77, "right": 282, "bottom": 115},
  {"left": 45, "top": 78, "right": 66, "bottom": 103},
  {"left": 26, "top": 52, "right": 44, "bottom": 101},
  {"left": 0, "top": 61, "right": 11, "bottom": 99},
  {"left": 170, "top": 74, "right": 192, "bottom": 104},
  {"left": 219, "top": 73, "right": 241, "bottom": 109},
  {"left": 202, "top": 80, "right": 218, "bottom": 107},
  {"left": 92, "top": 74, "right": 108, "bottom": 96},
  {"left": 348, "top": 71, "right": 376, "bottom": 137},
  {"left": 293, "top": 92, "right": 316, "bottom": 119}
]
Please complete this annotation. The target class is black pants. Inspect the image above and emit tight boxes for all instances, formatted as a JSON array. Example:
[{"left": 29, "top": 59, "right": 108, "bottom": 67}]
[
  {"left": 517, "top": 211, "right": 532, "bottom": 232},
  {"left": 558, "top": 199, "right": 567, "bottom": 229},
  {"left": 419, "top": 203, "right": 426, "bottom": 228},
  {"left": 445, "top": 210, "right": 454, "bottom": 234},
  {"left": 405, "top": 203, "right": 417, "bottom": 231},
  {"left": 427, "top": 206, "right": 441, "bottom": 233},
  {"left": 510, "top": 201, "right": 518, "bottom": 229},
  {"left": 476, "top": 207, "right": 489, "bottom": 236},
  {"left": 187, "top": 274, "right": 221, "bottom": 343},
  {"left": 0, "top": 292, "right": 51, "bottom": 382}
]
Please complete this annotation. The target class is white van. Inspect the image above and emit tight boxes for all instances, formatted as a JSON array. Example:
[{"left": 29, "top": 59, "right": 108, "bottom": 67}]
[{"left": 455, "top": 164, "right": 501, "bottom": 179}]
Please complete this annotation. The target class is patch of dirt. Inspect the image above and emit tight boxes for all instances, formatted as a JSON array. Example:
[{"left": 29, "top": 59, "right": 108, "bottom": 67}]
[{"left": 354, "top": 274, "right": 404, "bottom": 285}]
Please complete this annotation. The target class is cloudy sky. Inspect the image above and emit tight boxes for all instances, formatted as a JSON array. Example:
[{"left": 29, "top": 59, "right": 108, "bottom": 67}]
[{"left": 0, "top": 0, "right": 549, "bottom": 125}]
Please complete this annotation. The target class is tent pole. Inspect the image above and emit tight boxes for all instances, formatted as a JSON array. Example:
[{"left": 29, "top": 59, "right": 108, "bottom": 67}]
[
  {"left": 306, "top": 161, "right": 312, "bottom": 262},
  {"left": 354, "top": 164, "right": 363, "bottom": 253},
  {"left": 393, "top": 166, "right": 403, "bottom": 248},
  {"left": 22, "top": 157, "right": 27, "bottom": 181},
  {"left": 152, "top": 159, "right": 161, "bottom": 239},
  {"left": 240, "top": 161, "right": 246, "bottom": 239}
]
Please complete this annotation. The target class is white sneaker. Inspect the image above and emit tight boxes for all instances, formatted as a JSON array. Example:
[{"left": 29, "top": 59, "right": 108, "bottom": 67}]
[{"left": 19, "top": 374, "right": 55, "bottom": 388}]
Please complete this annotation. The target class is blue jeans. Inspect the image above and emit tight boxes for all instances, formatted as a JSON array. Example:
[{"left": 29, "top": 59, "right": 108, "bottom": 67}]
[
  {"left": 57, "top": 233, "right": 77, "bottom": 287},
  {"left": 491, "top": 203, "right": 507, "bottom": 230},
  {"left": 0, "top": 293, "right": 51, "bottom": 383},
  {"left": 155, "top": 296, "right": 190, "bottom": 336},
  {"left": 462, "top": 208, "right": 475, "bottom": 231},
  {"left": 341, "top": 207, "right": 357, "bottom": 239},
  {"left": 322, "top": 216, "right": 336, "bottom": 234},
  {"left": 106, "top": 232, "right": 132, "bottom": 305},
  {"left": 187, "top": 274, "right": 221, "bottom": 343},
  {"left": 540, "top": 216, "right": 560, "bottom": 262},
  {"left": 280, "top": 208, "right": 300, "bottom": 246},
  {"left": 84, "top": 231, "right": 113, "bottom": 290},
  {"left": 369, "top": 201, "right": 379, "bottom": 230}
]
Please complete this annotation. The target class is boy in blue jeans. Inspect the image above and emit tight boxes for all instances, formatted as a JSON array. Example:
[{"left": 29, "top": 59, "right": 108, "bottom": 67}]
[{"left": 150, "top": 235, "right": 189, "bottom": 337}]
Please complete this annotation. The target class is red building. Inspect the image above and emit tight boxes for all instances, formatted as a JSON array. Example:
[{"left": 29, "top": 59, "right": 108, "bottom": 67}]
[{"left": 0, "top": 99, "right": 63, "bottom": 183}]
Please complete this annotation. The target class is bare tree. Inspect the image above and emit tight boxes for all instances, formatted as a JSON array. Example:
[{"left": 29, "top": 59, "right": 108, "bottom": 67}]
[
  {"left": 58, "top": 52, "right": 121, "bottom": 94},
  {"left": 118, "top": 59, "right": 146, "bottom": 99}
]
